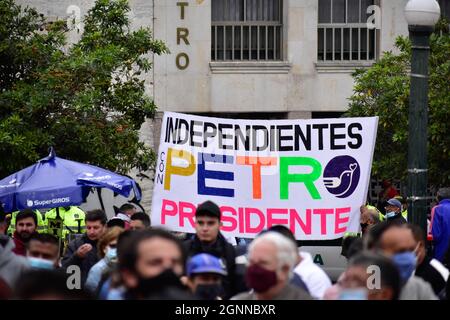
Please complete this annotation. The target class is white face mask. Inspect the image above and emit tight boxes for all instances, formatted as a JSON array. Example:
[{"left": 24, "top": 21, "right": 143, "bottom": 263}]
[{"left": 27, "top": 256, "right": 55, "bottom": 270}]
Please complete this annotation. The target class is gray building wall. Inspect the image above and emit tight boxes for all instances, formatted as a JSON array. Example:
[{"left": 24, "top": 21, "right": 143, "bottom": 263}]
[{"left": 16, "top": 0, "right": 410, "bottom": 213}]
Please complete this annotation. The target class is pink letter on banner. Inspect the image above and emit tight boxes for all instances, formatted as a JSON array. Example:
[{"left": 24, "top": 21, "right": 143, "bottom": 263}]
[
  {"left": 161, "top": 199, "right": 177, "bottom": 225},
  {"left": 245, "top": 208, "right": 265, "bottom": 234},
  {"left": 179, "top": 201, "right": 196, "bottom": 227},
  {"left": 335, "top": 207, "right": 351, "bottom": 234},
  {"left": 313, "top": 208, "right": 334, "bottom": 235}
]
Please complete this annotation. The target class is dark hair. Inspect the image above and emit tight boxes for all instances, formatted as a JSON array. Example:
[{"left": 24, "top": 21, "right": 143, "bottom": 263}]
[
  {"left": 369, "top": 222, "right": 412, "bottom": 251},
  {"left": 119, "top": 203, "right": 135, "bottom": 213},
  {"left": 348, "top": 252, "right": 401, "bottom": 300},
  {"left": 347, "top": 238, "right": 364, "bottom": 260},
  {"left": 399, "top": 196, "right": 407, "bottom": 205},
  {"left": 365, "top": 221, "right": 395, "bottom": 250},
  {"left": 407, "top": 224, "right": 426, "bottom": 243},
  {"left": 341, "top": 236, "right": 363, "bottom": 259},
  {"left": 28, "top": 233, "right": 59, "bottom": 246},
  {"left": 0, "top": 211, "right": 7, "bottom": 224},
  {"left": 130, "top": 212, "right": 150, "bottom": 227},
  {"left": 195, "top": 201, "right": 221, "bottom": 221},
  {"left": 107, "top": 218, "right": 126, "bottom": 229},
  {"left": 85, "top": 209, "right": 107, "bottom": 225},
  {"left": 267, "top": 225, "right": 297, "bottom": 247},
  {"left": 437, "top": 188, "right": 450, "bottom": 202},
  {"left": 16, "top": 209, "right": 37, "bottom": 227},
  {"left": 118, "top": 228, "right": 185, "bottom": 274},
  {"left": 14, "top": 269, "right": 92, "bottom": 300},
  {"left": 117, "top": 229, "right": 137, "bottom": 263}
]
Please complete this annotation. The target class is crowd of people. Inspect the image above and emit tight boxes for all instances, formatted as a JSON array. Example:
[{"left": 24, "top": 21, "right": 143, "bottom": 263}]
[{"left": 0, "top": 187, "right": 449, "bottom": 300}]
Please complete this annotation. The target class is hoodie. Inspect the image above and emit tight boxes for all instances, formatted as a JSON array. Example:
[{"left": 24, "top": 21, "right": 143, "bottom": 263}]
[
  {"left": 12, "top": 231, "right": 28, "bottom": 256},
  {"left": 0, "top": 235, "right": 30, "bottom": 288}
]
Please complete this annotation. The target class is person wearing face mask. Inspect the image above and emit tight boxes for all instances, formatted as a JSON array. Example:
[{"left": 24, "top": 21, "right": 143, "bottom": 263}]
[
  {"left": 338, "top": 252, "right": 401, "bottom": 300},
  {"left": 373, "top": 223, "right": 437, "bottom": 300},
  {"left": 85, "top": 226, "right": 124, "bottom": 294},
  {"left": 26, "top": 233, "right": 60, "bottom": 270},
  {"left": 408, "top": 224, "right": 449, "bottom": 298},
  {"left": 119, "top": 228, "right": 193, "bottom": 300},
  {"left": 231, "top": 232, "right": 312, "bottom": 300},
  {"left": 384, "top": 198, "right": 407, "bottom": 225},
  {"left": 185, "top": 253, "right": 227, "bottom": 300},
  {"left": 360, "top": 208, "right": 380, "bottom": 235}
]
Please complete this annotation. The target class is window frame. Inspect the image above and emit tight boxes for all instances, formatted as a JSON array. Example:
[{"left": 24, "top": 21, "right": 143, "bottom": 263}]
[
  {"left": 211, "top": 0, "right": 284, "bottom": 62},
  {"left": 316, "top": 0, "right": 381, "bottom": 69}
]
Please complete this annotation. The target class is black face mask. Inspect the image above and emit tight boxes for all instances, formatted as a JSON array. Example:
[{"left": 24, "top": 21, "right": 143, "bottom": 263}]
[
  {"left": 194, "top": 284, "right": 223, "bottom": 300},
  {"left": 132, "top": 269, "right": 183, "bottom": 298}
]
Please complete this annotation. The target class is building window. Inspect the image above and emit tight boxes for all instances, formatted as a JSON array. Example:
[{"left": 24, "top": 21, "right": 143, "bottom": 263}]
[
  {"left": 211, "top": 0, "right": 283, "bottom": 61},
  {"left": 318, "top": 0, "right": 379, "bottom": 62}
]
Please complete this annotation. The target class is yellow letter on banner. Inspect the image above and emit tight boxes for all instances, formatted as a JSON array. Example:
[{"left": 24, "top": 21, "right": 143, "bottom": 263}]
[{"left": 164, "top": 148, "right": 196, "bottom": 190}]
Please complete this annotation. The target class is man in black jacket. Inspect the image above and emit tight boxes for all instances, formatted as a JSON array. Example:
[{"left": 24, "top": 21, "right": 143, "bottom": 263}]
[
  {"left": 408, "top": 224, "right": 449, "bottom": 298},
  {"left": 384, "top": 198, "right": 407, "bottom": 225},
  {"left": 61, "top": 210, "right": 107, "bottom": 285},
  {"left": 183, "top": 201, "right": 237, "bottom": 298}
]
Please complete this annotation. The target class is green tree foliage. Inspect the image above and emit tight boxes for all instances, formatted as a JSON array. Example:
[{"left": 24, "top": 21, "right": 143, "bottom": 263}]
[
  {"left": 0, "top": 0, "right": 168, "bottom": 178},
  {"left": 346, "top": 19, "right": 450, "bottom": 187}
]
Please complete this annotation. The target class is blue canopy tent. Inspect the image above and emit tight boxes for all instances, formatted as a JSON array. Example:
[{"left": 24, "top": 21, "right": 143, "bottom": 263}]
[{"left": 0, "top": 148, "right": 141, "bottom": 213}]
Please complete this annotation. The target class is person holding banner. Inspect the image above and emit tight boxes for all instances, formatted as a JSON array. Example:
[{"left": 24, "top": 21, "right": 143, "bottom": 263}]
[{"left": 183, "top": 201, "right": 238, "bottom": 299}]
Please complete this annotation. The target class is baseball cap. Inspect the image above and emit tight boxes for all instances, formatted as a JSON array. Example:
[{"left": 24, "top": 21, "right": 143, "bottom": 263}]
[
  {"left": 386, "top": 198, "right": 402, "bottom": 210},
  {"left": 186, "top": 253, "right": 227, "bottom": 277}
]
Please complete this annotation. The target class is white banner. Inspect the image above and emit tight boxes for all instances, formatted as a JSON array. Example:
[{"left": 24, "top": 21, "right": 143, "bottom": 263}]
[{"left": 151, "top": 112, "right": 378, "bottom": 240}]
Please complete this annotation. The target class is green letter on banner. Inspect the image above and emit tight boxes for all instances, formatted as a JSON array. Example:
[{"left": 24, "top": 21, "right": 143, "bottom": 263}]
[{"left": 280, "top": 157, "right": 322, "bottom": 200}]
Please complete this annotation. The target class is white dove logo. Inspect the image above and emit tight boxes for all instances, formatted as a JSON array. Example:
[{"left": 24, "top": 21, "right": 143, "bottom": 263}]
[
  {"left": 323, "top": 163, "right": 358, "bottom": 197},
  {"left": 27, "top": 200, "right": 34, "bottom": 207}
]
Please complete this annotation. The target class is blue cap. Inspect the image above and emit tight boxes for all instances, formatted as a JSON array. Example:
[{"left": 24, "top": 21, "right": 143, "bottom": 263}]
[
  {"left": 186, "top": 253, "right": 227, "bottom": 277},
  {"left": 387, "top": 198, "right": 402, "bottom": 210}
]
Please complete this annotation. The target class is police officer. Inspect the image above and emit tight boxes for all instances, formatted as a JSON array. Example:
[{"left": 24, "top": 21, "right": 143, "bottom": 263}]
[{"left": 45, "top": 206, "right": 86, "bottom": 241}]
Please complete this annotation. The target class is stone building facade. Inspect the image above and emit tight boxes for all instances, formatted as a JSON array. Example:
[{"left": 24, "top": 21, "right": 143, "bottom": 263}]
[{"left": 17, "top": 0, "right": 447, "bottom": 214}]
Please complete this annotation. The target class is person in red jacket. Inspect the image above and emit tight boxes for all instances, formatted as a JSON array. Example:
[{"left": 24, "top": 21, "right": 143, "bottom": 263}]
[{"left": 12, "top": 210, "right": 38, "bottom": 256}]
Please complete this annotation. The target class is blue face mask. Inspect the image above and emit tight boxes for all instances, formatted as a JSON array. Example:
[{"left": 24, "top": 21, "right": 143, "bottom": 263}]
[
  {"left": 105, "top": 247, "right": 117, "bottom": 262},
  {"left": 392, "top": 251, "right": 417, "bottom": 282},
  {"left": 28, "top": 257, "right": 55, "bottom": 270},
  {"left": 385, "top": 211, "right": 396, "bottom": 219},
  {"left": 338, "top": 288, "right": 368, "bottom": 300}
]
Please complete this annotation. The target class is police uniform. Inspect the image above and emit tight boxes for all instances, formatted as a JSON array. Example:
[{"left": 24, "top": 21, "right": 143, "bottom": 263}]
[{"left": 45, "top": 206, "right": 86, "bottom": 240}]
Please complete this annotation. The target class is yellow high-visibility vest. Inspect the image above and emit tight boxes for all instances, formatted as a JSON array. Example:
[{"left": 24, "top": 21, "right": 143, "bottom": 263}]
[
  {"left": 45, "top": 206, "right": 86, "bottom": 240},
  {"left": 7, "top": 210, "right": 47, "bottom": 235}
]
